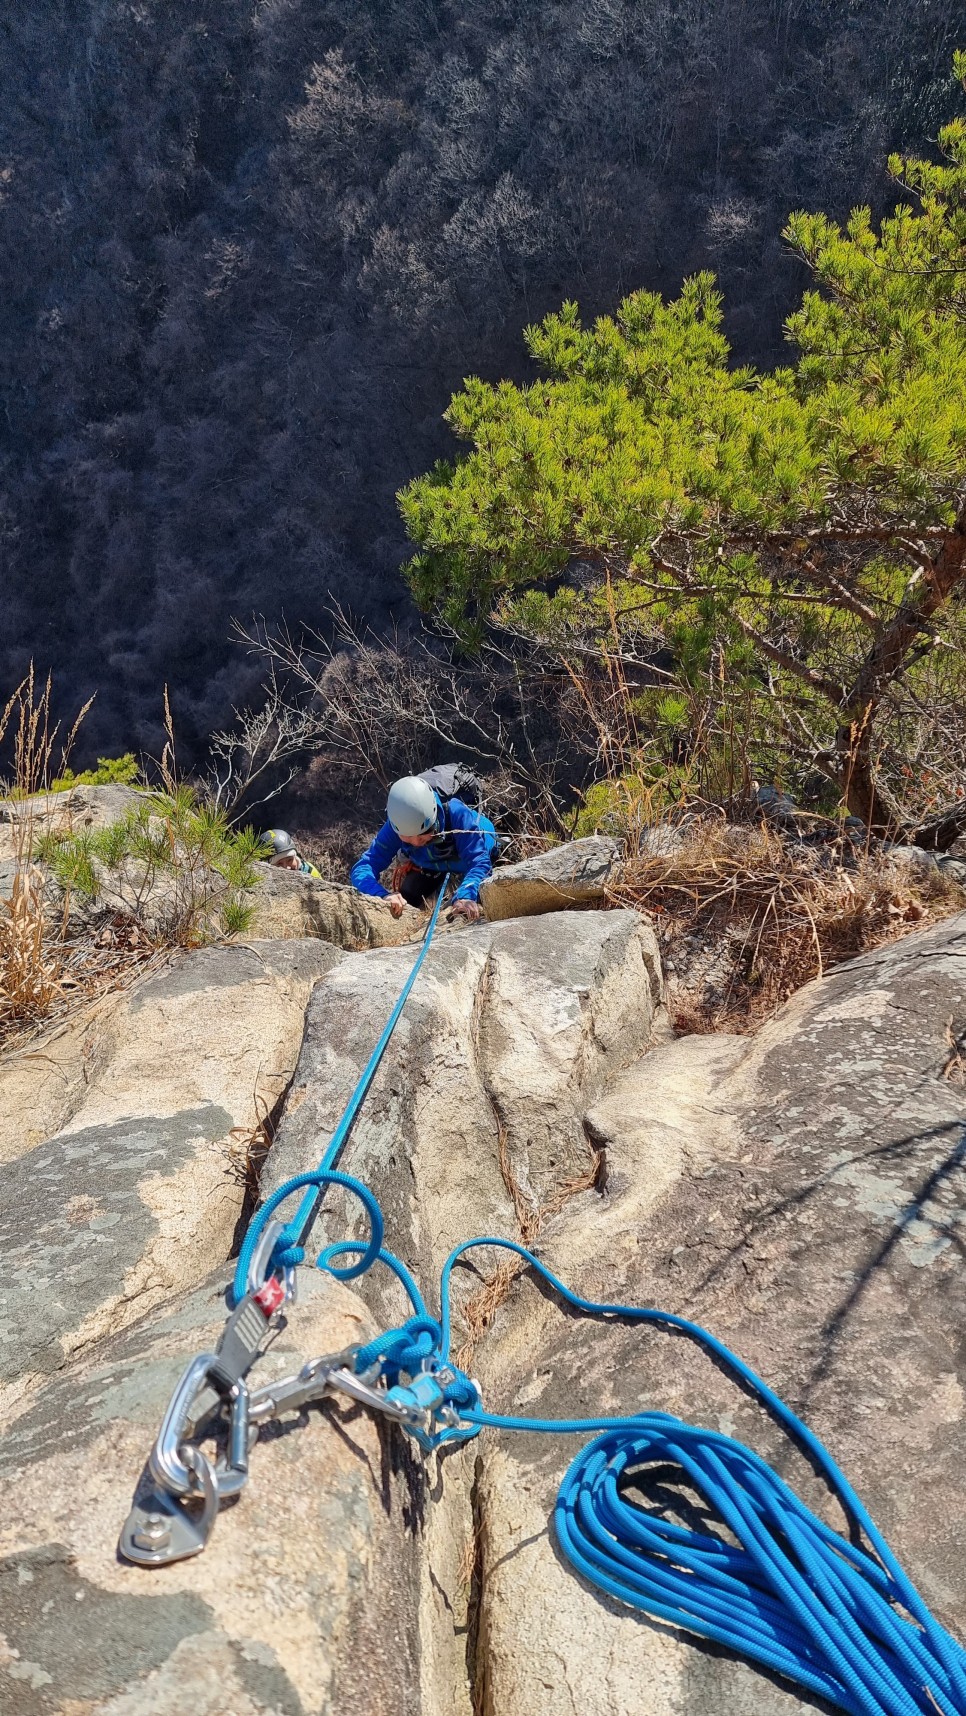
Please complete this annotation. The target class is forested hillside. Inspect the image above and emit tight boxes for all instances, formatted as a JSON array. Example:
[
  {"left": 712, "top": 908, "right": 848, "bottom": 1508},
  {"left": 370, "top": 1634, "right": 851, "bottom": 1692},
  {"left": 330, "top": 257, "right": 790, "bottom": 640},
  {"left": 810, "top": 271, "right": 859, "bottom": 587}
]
[{"left": 2, "top": 0, "right": 962, "bottom": 757}]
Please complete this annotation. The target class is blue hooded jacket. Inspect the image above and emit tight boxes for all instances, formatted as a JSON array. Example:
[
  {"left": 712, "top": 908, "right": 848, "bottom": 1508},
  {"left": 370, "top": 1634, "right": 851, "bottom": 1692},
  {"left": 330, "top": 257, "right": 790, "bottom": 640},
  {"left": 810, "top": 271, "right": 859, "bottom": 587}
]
[{"left": 350, "top": 795, "right": 497, "bottom": 903}]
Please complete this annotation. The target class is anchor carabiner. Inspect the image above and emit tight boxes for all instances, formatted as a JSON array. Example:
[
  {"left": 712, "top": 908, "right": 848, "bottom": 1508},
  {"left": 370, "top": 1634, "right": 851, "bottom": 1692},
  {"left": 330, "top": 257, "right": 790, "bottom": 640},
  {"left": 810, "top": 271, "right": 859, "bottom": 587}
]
[{"left": 149, "top": 1351, "right": 252, "bottom": 1501}]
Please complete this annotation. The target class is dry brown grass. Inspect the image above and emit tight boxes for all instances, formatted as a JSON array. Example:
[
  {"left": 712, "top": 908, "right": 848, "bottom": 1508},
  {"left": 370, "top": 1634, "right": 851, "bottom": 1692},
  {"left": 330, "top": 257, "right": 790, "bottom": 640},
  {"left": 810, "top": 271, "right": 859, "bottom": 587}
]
[
  {"left": 0, "top": 668, "right": 175, "bottom": 1052},
  {"left": 0, "top": 925, "right": 166, "bottom": 1055},
  {"left": 0, "top": 667, "right": 101, "bottom": 1045},
  {"left": 609, "top": 815, "right": 964, "bottom": 1032},
  {"left": 0, "top": 869, "right": 63, "bottom": 1023},
  {"left": 457, "top": 1256, "right": 522, "bottom": 1370},
  {"left": 455, "top": 1114, "right": 602, "bottom": 1368},
  {"left": 226, "top": 1088, "right": 277, "bottom": 1199}
]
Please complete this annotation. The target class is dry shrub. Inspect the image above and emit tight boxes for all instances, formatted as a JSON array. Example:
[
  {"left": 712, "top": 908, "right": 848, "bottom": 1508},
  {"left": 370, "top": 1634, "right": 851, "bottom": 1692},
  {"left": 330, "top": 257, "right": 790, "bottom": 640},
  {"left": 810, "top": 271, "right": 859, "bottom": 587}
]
[
  {"left": 610, "top": 816, "right": 963, "bottom": 1032},
  {"left": 0, "top": 668, "right": 168, "bottom": 1052},
  {"left": 455, "top": 1114, "right": 603, "bottom": 1368},
  {"left": 235, "top": 608, "right": 579, "bottom": 839},
  {"left": 0, "top": 668, "right": 94, "bottom": 1043}
]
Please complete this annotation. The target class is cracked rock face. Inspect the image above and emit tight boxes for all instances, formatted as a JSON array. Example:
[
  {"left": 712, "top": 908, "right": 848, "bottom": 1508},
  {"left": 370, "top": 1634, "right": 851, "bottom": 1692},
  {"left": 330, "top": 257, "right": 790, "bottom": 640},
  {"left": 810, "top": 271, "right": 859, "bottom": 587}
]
[
  {"left": 0, "top": 939, "right": 338, "bottom": 1420},
  {"left": 0, "top": 1272, "right": 422, "bottom": 1716},
  {"left": 262, "top": 909, "right": 664, "bottom": 1298},
  {"left": 471, "top": 911, "right": 966, "bottom": 1716},
  {"left": 3, "top": 906, "right": 966, "bottom": 1716},
  {"left": 246, "top": 864, "right": 428, "bottom": 950},
  {"left": 0, "top": 906, "right": 663, "bottom": 1716}
]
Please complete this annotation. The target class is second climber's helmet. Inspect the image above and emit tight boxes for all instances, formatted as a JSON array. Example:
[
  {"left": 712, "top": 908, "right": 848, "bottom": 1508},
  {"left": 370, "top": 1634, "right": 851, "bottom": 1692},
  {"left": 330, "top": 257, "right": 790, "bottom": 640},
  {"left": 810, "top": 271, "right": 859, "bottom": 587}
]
[
  {"left": 387, "top": 776, "right": 439, "bottom": 840},
  {"left": 259, "top": 828, "right": 297, "bottom": 859}
]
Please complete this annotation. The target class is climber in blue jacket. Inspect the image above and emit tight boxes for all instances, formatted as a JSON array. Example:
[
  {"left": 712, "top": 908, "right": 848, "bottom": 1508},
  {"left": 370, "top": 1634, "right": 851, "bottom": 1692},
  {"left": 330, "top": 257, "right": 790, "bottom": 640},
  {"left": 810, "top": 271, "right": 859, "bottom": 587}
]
[{"left": 351, "top": 775, "right": 497, "bottom": 922}]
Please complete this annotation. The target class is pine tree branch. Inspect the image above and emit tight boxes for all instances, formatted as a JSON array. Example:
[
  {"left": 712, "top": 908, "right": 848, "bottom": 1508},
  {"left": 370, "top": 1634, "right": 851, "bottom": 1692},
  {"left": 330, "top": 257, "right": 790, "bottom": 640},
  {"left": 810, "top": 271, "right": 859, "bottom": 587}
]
[
  {"left": 663, "top": 523, "right": 952, "bottom": 551},
  {"left": 793, "top": 558, "right": 881, "bottom": 627},
  {"left": 732, "top": 615, "right": 849, "bottom": 705},
  {"left": 848, "top": 511, "right": 966, "bottom": 710},
  {"left": 650, "top": 549, "right": 851, "bottom": 704}
]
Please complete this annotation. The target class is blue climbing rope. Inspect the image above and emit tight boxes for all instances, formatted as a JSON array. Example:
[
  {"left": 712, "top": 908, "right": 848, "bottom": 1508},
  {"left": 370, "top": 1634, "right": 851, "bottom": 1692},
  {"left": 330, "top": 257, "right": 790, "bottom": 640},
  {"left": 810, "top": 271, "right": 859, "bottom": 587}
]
[
  {"left": 326, "top": 1226, "right": 966, "bottom": 1716},
  {"left": 432, "top": 1238, "right": 966, "bottom": 1716},
  {"left": 233, "top": 876, "right": 451, "bottom": 1302},
  {"left": 231, "top": 880, "right": 966, "bottom": 1716}
]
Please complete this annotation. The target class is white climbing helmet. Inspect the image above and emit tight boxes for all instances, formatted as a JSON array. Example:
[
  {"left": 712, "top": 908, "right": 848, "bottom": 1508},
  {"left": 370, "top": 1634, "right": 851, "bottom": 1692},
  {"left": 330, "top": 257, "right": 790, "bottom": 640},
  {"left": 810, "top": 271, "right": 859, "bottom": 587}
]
[{"left": 387, "top": 775, "right": 439, "bottom": 839}]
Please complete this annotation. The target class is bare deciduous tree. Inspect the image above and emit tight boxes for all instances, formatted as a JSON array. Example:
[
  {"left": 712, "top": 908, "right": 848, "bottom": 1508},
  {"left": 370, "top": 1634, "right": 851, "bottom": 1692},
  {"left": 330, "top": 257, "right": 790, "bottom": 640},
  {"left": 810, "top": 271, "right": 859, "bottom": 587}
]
[
  {"left": 225, "top": 608, "right": 604, "bottom": 835},
  {"left": 203, "top": 662, "right": 324, "bottom": 820}
]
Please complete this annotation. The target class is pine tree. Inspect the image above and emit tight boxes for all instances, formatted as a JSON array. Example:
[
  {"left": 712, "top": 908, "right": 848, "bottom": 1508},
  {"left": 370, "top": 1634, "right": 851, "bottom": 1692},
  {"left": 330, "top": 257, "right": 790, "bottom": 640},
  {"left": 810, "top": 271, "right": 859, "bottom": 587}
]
[{"left": 399, "top": 56, "right": 966, "bottom": 839}]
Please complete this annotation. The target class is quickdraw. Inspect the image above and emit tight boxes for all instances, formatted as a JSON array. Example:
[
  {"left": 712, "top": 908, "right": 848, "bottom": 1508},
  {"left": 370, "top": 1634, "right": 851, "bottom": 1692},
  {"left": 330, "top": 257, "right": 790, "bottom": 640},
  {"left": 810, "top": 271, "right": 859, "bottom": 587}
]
[{"left": 120, "top": 879, "right": 457, "bottom": 1567}]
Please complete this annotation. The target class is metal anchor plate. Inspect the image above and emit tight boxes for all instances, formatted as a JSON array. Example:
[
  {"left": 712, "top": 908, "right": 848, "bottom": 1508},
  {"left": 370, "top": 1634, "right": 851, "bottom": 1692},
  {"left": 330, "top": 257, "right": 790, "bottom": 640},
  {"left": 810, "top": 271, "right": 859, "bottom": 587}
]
[{"left": 119, "top": 1447, "right": 218, "bottom": 1567}]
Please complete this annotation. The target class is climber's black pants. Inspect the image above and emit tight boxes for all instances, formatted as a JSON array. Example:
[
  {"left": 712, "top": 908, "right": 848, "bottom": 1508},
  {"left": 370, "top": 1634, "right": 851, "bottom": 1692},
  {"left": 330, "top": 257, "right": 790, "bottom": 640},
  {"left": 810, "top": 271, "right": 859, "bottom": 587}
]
[{"left": 398, "top": 867, "right": 445, "bottom": 907}]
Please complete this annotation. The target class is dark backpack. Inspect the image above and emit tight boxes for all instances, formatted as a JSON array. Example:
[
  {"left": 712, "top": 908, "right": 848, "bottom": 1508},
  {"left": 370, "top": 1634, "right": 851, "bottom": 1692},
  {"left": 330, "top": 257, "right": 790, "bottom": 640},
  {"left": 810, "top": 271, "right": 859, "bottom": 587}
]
[{"left": 417, "top": 762, "right": 483, "bottom": 810}]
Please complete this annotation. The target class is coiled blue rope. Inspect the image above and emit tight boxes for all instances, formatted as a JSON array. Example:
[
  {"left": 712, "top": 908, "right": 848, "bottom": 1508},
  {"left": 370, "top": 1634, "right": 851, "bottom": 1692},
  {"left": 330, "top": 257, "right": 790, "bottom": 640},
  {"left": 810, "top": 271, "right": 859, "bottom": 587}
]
[
  {"left": 319, "top": 1228, "right": 966, "bottom": 1716},
  {"left": 442, "top": 1239, "right": 966, "bottom": 1716}
]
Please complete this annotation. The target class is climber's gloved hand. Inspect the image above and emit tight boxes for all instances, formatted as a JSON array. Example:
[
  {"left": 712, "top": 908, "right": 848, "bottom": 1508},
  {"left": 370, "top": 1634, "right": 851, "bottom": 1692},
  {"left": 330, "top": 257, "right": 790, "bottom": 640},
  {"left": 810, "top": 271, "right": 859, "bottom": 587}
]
[
  {"left": 451, "top": 898, "right": 483, "bottom": 923},
  {"left": 386, "top": 891, "right": 407, "bottom": 918}
]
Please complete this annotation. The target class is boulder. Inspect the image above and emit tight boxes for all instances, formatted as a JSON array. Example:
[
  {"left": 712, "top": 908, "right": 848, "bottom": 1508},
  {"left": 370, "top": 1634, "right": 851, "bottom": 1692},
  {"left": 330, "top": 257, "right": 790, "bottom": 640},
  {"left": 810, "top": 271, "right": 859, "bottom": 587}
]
[
  {"left": 0, "top": 785, "right": 146, "bottom": 861},
  {"left": 245, "top": 863, "right": 427, "bottom": 950},
  {"left": 0, "top": 938, "right": 338, "bottom": 1420},
  {"left": 479, "top": 837, "right": 620, "bottom": 920},
  {"left": 754, "top": 782, "right": 799, "bottom": 828},
  {"left": 261, "top": 908, "right": 664, "bottom": 1294},
  {"left": 470, "top": 910, "right": 966, "bottom": 1715},
  {"left": 633, "top": 820, "right": 688, "bottom": 857},
  {"left": 881, "top": 843, "right": 966, "bottom": 889},
  {"left": 882, "top": 840, "right": 941, "bottom": 876}
]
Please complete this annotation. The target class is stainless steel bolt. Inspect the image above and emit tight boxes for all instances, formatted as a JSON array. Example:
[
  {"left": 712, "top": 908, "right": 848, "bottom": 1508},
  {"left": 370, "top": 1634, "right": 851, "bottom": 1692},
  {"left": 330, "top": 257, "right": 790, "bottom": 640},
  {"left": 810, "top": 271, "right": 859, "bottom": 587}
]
[{"left": 132, "top": 1514, "right": 170, "bottom": 1550}]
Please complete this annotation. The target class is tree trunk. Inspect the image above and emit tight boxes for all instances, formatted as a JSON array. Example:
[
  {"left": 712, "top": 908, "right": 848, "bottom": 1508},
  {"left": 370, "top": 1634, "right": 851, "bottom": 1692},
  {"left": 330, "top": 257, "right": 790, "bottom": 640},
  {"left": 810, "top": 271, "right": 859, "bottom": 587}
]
[
  {"left": 836, "top": 702, "right": 906, "bottom": 834},
  {"left": 836, "top": 509, "right": 966, "bottom": 836}
]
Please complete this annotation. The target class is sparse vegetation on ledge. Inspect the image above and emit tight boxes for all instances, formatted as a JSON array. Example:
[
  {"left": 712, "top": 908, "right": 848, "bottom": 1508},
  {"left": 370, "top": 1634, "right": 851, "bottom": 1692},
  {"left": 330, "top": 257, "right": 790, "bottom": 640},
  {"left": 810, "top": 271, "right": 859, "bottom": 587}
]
[
  {"left": 0, "top": 675, "right": 261, "bottom": 1050},
  {"left": 609, "top": 814, "right": 965, "bottom": 1033},
  {"left": 36, "top": 790, "right": 260, "bottom": 947}
]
